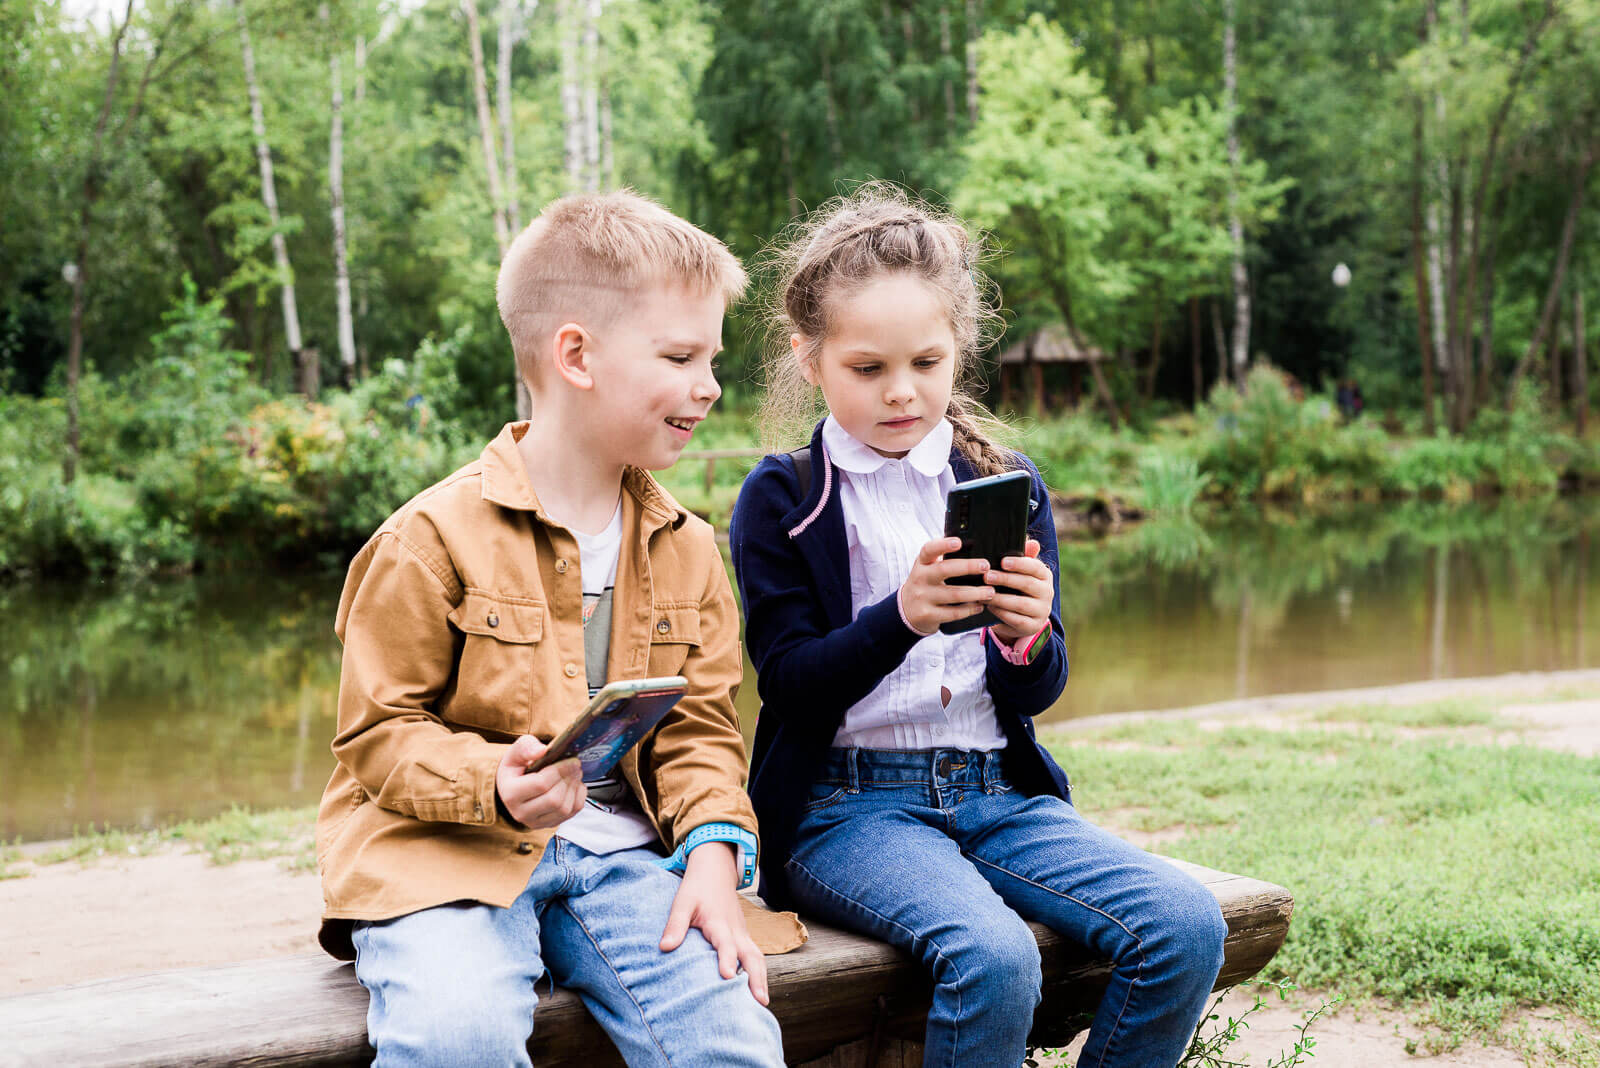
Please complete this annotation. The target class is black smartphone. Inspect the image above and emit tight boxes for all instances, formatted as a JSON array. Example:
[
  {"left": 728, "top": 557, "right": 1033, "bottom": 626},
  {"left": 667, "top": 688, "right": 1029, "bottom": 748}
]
[
  {"left": 527, "top": 676, "right": 688, "bottom": 779},
  {"left": 939, "top": 469, "right": 1032, "bottom": 635}
]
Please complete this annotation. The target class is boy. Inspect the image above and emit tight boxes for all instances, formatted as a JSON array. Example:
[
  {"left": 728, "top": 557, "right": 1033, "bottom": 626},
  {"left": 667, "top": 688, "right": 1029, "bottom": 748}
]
[{"left": 315, "top": 190, "right": 784, "bottom": 1066}]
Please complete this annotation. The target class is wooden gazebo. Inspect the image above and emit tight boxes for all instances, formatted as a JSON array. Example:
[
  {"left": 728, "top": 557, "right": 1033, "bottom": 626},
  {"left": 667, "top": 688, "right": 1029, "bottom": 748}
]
[{"left": 997, "top": 324, "right": 1108, "bottom": 412}]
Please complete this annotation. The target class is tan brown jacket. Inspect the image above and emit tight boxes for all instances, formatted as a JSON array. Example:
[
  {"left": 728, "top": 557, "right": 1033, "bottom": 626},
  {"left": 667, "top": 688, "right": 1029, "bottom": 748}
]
[{"left": 315, "top": 422, "right": 756, "bottom": 960}]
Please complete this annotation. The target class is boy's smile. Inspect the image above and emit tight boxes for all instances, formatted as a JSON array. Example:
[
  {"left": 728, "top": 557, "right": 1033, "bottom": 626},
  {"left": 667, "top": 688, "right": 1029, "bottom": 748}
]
[
  {"left": 799, "top": 272, "right": 957, "bottom": 458},
  {"left": 586, "top": 282, "right": 726, "bottom": 471}
]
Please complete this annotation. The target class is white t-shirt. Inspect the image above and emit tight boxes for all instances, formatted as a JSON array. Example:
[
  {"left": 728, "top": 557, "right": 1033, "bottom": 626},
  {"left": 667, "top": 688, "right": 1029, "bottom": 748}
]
[{"left": 552, "top": 499, "right": 660, "bottom": 855}]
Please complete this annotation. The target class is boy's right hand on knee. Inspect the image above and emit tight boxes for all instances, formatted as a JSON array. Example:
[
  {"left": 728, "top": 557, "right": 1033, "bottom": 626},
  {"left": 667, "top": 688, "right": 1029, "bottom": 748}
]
[
  {"left": 898, "top": 537, "right": 995, "bottom": 636},
  {"left": 495, "top": 736, "right": 587, "bottom": 830}
]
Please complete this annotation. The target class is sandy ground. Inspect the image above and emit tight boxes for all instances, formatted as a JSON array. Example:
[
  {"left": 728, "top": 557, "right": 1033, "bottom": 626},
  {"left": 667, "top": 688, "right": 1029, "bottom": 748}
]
[{"left": 5, "top": 669, "right": 1598, "bottom": 1064}]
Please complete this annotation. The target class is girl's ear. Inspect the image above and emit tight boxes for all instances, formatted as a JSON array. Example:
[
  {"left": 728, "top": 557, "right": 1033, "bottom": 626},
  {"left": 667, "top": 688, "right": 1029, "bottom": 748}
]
[
  {"left": 792, "top": 333, "right": 819, "bottom": 386},
  {"left": 551, "top": 322, "right": 594, "bottom": 391}
]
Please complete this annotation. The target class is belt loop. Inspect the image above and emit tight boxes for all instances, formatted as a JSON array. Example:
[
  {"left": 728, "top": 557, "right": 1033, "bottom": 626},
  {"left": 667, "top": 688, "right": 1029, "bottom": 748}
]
[{"left": 846, "top": 747, "right": 861, "bottom": 791}]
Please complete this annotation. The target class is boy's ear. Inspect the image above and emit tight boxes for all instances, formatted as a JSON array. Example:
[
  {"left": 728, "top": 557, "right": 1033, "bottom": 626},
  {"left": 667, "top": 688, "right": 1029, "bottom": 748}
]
[
  {"left": 551, "top": 322, "right": 595, "bottom": 391},
  {"left": 792, "top": 333, "right": 818, "bottom": 386}
]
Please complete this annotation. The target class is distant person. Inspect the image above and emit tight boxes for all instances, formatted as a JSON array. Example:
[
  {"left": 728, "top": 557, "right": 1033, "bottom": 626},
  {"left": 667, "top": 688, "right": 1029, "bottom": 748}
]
[
  {"left": 730, "top": 185, "right": 1226, "bottom": 1067},
  {"left": 315, "top": 190, "right": 783, "bottom": 1066}
]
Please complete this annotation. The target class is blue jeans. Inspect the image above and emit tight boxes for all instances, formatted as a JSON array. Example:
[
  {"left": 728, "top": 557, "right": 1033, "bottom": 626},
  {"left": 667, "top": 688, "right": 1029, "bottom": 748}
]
[
  {"left": 786, "top": 748, "right": 1226, "bottom": 1068},
  {"left": 351, "top": 839, "right": 784, "bottom": 1068}
]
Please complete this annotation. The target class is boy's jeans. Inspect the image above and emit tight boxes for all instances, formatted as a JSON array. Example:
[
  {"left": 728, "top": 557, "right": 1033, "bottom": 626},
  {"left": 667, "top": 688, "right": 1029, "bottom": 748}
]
[
  {"left": 785, "top": 748, "right": 1227, "bottom": 1068},
  {"left": 351, "top": 838, "right": 783, "bottom": 1068}
]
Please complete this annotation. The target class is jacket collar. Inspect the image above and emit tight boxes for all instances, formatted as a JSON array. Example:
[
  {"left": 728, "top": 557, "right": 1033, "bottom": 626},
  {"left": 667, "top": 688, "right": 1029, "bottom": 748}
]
[{"left": 478, "top": 422, "right": 689, "bottom": 530}]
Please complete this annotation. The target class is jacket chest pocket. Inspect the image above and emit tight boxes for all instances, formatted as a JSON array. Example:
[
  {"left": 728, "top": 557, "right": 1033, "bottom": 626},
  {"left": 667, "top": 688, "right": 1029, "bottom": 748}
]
[
  {"left": 645, "top": 603, "right": 701, "bottom": 677},
  {"left": 447, "top": 590, "right": 545, "bottom": 734}
]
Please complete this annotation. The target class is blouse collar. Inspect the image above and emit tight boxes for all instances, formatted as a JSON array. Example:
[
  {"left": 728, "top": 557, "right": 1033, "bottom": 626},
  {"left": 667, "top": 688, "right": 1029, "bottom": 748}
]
[{"left": 822, "top": 414, "right": 953, "bottom": 478}]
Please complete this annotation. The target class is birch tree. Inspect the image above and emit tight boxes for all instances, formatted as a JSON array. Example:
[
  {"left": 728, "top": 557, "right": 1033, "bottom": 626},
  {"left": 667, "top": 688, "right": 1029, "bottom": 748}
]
[
  {"left": 235, "top": 0, "right": 306, "bottom": 392},
  {"left": 560, "top": 0, "right": 582, "bottom": 188},
  {"left": 582, "top": 0, "right": 601, "bottom": 191},
  {"left": 498, "top": 0, "right": 524, "bottom": 232},
  {"left": 321, "top": 4, "right": 356, "bottom": 386},
  {"left": 1222, "top": 0, "right": 1249, "bottom": 385},
  {"left": 461, "top": 0, "right": 509, "bottom": 256}
]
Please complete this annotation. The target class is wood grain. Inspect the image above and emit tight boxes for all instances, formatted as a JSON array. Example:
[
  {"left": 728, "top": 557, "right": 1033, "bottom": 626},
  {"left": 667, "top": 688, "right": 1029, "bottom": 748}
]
[{"left": 0, "top": 859, "right": 1291, "bottom": 1067}]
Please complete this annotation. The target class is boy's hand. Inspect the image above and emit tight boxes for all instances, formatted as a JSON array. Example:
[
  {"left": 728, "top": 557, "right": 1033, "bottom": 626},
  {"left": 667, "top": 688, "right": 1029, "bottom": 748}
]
[
  {"left": 495, "top": 735, "right": 586, "bottom": 829},
  {"left": 899, "top": 536, "right": 995, "bottom": 636},
  {"left": 659, "top": 842, "right": 769, "bottom": 1006},
  {"left": 985, "top": 538, "right": 1053, "bottom": 644}
]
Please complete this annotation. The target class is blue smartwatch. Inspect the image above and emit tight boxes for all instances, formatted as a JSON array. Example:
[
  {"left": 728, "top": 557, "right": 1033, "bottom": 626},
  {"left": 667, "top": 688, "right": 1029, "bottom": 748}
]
[{"left": 656, "top": 822, "right": 758, "bottom": 889}]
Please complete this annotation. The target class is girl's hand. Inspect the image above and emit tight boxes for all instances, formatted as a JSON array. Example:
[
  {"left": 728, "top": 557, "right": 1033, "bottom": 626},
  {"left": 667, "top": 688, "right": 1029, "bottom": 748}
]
[
  {"left": 495, "top": 735, "right": 587, "bottom": 829},
  {"left": 899, "top": 536, "right": 995, "bottom": 636},
  {"left": 985, "top": 539, "right": 1053, "bottom": 644},
  {"left": 660, "top": 842, "right": 769, "bottom": 1005}
]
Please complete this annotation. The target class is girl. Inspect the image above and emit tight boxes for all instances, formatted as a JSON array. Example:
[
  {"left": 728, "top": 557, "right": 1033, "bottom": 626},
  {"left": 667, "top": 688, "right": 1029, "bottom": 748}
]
[{"left": 728, "top": 187, "right": 1227, "bottom": 1068}]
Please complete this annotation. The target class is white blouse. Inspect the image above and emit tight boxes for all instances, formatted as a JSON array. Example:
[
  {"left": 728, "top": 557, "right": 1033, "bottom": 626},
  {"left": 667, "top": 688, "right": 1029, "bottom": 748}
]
[{"left": 822, "top": 415, "right": 1007, "bottom": 752}]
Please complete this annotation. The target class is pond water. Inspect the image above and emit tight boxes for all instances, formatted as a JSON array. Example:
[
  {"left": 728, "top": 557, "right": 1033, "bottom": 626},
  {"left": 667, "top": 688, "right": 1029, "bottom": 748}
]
[{"left": 5, "top": 498, "right": 1599, "bottom": 842}]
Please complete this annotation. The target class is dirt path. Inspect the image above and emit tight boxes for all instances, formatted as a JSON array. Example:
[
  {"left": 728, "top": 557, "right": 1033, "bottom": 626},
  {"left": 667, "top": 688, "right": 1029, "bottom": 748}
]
[{"left": 6, "top": 669, "right": 1597, "bottom": 1063}]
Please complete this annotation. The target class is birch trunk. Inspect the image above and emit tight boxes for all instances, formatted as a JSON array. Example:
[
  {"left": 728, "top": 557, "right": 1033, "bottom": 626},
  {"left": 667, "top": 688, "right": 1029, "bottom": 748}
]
[
  {"left": 1412, "top": 89, "right": 1437, "bottom": 435},
  {"left": 901, "top": 10, "right": 919, "bottom": 124},
  {"left": 1222, "top": 0, "right": 1249, "bottom": 384},
  {"left": 1509, "top": 143, "right": 1598, "bottom": 400},
  {"left": 939, "top": 4, "right": 956, "bottom": 129},
  {"left": 462, "top": 0, "right": 509, "bottom": 256},
  {"left": 600, "top": 76, "right": 613, "bottom": 192},
  {"left": 64, "top": 0, "right": 136, "bottom": 484},
  {"left": 1422, "top": 0, "right": 1452, "bottom": 402},
  {"left": 820, "top": 45, "right": 843, "bottom": 164},
  {"left": 560, "top": 0, "right": 582, "bottom": 188},
  {"left": 1577, "top": 286, "right": 1589, "bottom": 437},
  {"left": 236, "top": 0, "right": 306, "bottom": 389},
  {"left": 1210, "top": 298, "right": 1228, "bottom": 388},
  {"left": 322, "top": 5, "right": 356, "bottom": 386},
  {"left": 498, "top": 0, "right": 522, "bottom": 233},
  {"left": 964, "top": 0, "right": 980, "bottom": 124},
  {"left": 582, "top": 0, "right": 600, "bottom": 191}
]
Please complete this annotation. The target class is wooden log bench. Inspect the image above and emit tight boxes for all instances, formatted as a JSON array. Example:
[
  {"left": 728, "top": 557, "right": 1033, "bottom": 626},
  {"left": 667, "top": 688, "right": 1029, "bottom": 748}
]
[{"left": 0, "top": 858, "right": 1291, "bottom": 1067}]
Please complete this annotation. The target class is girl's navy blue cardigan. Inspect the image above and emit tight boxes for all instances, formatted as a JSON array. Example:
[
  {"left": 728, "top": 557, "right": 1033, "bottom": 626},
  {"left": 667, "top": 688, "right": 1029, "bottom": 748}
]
[{"left": 728, "top": 421, "right": 1074, "bottom": 909}]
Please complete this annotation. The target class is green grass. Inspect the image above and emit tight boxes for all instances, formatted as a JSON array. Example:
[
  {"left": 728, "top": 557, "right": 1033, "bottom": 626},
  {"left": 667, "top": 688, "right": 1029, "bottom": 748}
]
[
  {"left": 1307, "top": 697, "right": 1501, "bottom": 728},
  {"left": 26, "top": 805, "right": 316, "bottom": 873},
  {"left": 1040, "top": 710, "right": 1600, "bottom": 1059}
]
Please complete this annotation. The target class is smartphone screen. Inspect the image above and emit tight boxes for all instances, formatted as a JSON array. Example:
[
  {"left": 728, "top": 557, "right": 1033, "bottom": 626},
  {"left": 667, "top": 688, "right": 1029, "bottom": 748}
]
[
  {"left": 530, "top": 678, "right": 686, "bottom": 778},
  {"left": 940, "top": 470, "right": 1032, "bottom": 635}
]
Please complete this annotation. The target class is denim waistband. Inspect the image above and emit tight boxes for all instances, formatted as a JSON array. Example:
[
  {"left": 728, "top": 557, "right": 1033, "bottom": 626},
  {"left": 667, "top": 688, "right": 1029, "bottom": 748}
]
[{"left": 816, "top": 746, "right": 1006, "bottom": 791}]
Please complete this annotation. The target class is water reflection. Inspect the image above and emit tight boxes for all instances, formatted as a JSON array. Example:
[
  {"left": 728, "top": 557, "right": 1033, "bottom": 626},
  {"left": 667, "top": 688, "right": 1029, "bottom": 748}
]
[{"left": 5, "top": 498, "right": 1600, "bottom": 841}]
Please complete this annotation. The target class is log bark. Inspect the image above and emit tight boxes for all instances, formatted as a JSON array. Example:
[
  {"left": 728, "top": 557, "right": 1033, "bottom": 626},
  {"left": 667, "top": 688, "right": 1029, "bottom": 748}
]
[
  {"left": 1222, "top": 0, "right": 1250, "bottom": 385},
  {"left": 461, "top": 0, "right": 509, "bottom": 256},
  {"left": 236, "top": 0, "right": 306, "bottom": 389}
]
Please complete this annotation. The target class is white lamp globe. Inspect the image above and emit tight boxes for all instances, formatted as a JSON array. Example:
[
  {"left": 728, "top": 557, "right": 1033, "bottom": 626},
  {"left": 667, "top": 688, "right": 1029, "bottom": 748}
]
[{"left": 1331, "top": 262, "right": 1352, "bottom": 288}]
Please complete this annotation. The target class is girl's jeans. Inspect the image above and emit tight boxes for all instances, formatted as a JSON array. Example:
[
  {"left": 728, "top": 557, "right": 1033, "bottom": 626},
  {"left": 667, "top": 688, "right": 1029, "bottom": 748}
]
[
  {"left": 351, "top": 838, "right": 784, "bottom": 1068},
  {"left": 786, "top": 748, "right": 1227, "bottom": 1068}
]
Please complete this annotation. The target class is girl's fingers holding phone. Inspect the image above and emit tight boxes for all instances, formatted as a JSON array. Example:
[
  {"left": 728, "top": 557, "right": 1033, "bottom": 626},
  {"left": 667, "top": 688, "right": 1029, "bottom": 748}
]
[
  {"left": 916, "top": 536, "right": 963, "bottom": 565},
  {"left": 931, "top": 556, "right": 989, "bottom": 582}
]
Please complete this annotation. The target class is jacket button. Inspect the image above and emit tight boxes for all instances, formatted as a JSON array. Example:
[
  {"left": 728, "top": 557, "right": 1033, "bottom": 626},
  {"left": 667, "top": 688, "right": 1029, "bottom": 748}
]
[
  {"left": 516, "top": 842, "right": 534, "bottom": 855},
  {"left": 486, "top": 611, "right": 499, "bottom": 628},
  {"left": 474, "top": 803, "right": 484, "bottom": 820},
  {"left": 564, "top": 663, "right": 578, "bottom": 677},
  {"left": 656, "top": 619, "right": 671, "bottom": 634},
  {"left": 555, "top": 559, "right": 569, "bottom": 574}
]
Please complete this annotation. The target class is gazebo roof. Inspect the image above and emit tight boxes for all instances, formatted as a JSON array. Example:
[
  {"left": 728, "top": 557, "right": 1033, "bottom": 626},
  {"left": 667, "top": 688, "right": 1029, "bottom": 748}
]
[{"left": 997, "top": 324, "right": 1108, "bottom": 364}]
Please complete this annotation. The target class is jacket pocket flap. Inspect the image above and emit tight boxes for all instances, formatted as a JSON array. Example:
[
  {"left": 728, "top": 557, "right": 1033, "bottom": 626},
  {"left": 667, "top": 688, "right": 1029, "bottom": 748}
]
[
  {"left": 649, "top": 603, "right": 702, "bottom": 646},
  {"left": 450, "top": 591, "right": 544, "bottom": 643}
]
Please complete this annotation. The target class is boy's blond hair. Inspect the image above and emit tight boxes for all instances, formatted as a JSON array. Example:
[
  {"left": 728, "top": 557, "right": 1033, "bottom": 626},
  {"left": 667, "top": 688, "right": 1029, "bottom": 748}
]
[{"left": 497, "top": 189, "right": 748, "bottom": 383}]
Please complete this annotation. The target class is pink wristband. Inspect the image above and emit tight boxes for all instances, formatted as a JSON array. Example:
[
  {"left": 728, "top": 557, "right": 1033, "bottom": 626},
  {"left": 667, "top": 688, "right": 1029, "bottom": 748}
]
[{"left": 987, "top": 624, "right": 1048, "bottom": 666}]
